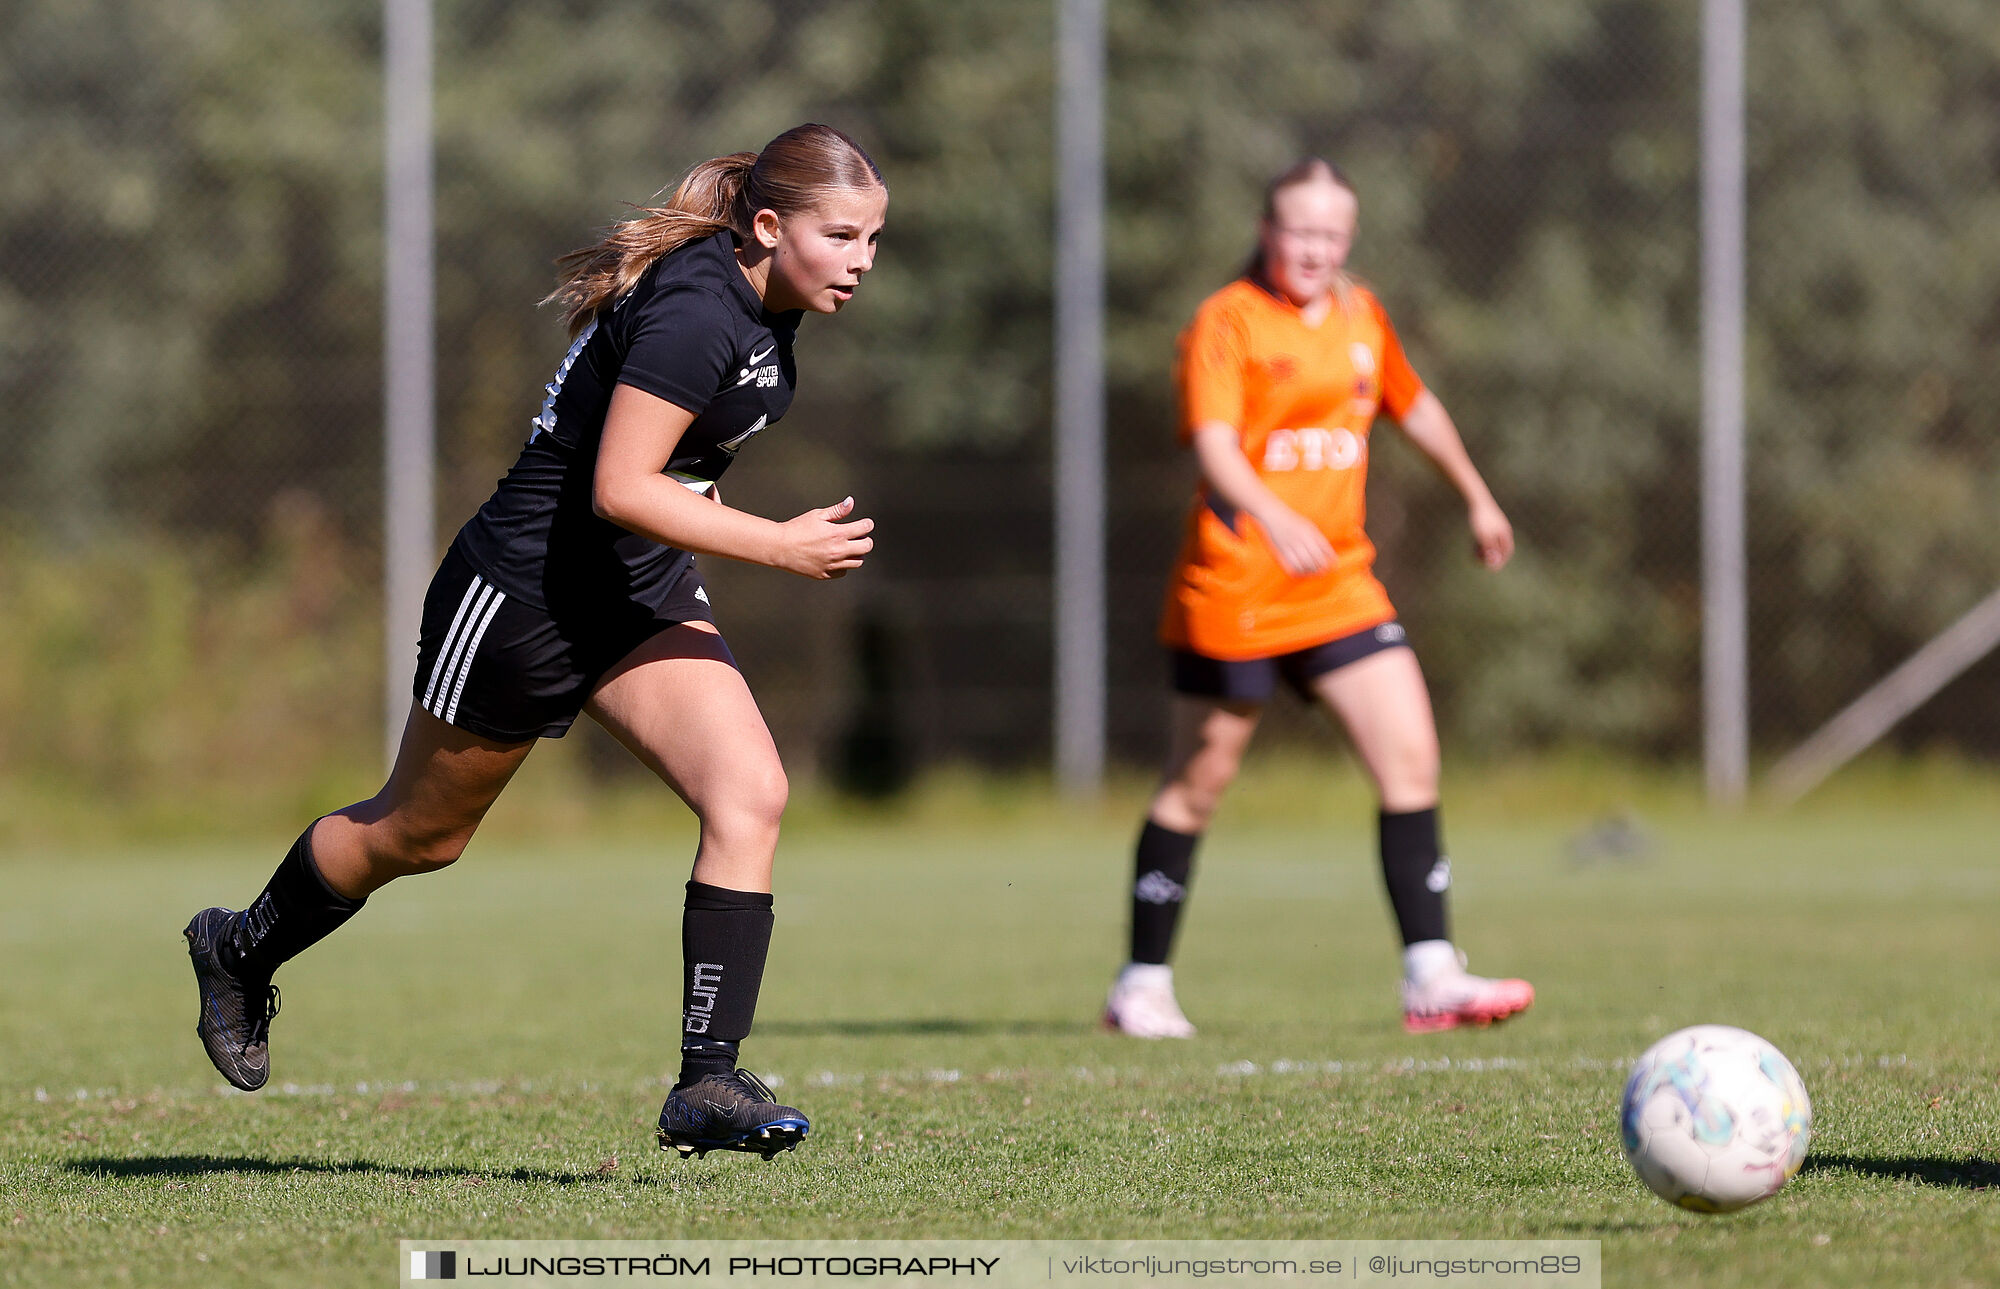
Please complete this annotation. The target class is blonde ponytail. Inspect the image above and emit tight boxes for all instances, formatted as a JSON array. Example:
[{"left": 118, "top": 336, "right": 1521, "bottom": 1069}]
[
  {"left": 543, "top": 124, "right": 885, "bottom": 337},
  {"left": 542, "top": 153, "right": 756, "bottom": 336}
]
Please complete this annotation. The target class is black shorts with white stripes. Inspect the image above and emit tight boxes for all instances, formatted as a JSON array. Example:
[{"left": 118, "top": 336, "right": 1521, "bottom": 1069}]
[{"left": 411, "top": 544, "right": 724, "bottom": 742}]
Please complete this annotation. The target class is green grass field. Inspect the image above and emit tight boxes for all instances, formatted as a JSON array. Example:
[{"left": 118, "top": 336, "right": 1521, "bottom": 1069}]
[{"left": 3, "top": 760, "right": 1997, "bottom": 1288}]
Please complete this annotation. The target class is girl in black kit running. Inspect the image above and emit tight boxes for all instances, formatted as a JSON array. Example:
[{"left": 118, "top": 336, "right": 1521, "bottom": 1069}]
[{"left": 183, "top": 124, "right": 887, "bottom": 1160}]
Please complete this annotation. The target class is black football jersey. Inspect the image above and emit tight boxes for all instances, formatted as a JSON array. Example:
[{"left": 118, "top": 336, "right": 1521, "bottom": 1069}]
[{"left": 452, "top": 230, "right": 801, "bottom": 614}]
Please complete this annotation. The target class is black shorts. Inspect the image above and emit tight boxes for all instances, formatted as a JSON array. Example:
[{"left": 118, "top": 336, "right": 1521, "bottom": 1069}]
[
  {"left": 1169, "top": 620, "right": 1410, "bottom": 703},
  {"left": 411, "top": 545, "right": 725, "bottom": 742}
]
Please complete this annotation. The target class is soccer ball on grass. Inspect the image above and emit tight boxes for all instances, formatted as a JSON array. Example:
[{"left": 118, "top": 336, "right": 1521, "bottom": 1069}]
[{"left": 1619, "top": 1024, "right": 1812, "bottom": 1213}]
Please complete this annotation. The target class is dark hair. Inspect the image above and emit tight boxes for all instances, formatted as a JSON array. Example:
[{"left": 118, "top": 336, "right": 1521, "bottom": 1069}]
[
  {"left": 1242, "top": 156, "right": 1356, "bottom": 281},
  {"left": 544, "top": 123, "right": 885, "bottom": 336}
]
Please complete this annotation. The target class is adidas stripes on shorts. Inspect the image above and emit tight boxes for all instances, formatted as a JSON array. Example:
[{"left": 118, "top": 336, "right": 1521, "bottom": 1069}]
[{"left": 411, "top": 544, "right": 725, "bottom": 742}]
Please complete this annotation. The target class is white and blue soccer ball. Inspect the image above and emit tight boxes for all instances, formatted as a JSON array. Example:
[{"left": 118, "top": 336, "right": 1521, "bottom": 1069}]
[{"left": 1619, "top": 1025, "right": 1812, "bottom": 1213}]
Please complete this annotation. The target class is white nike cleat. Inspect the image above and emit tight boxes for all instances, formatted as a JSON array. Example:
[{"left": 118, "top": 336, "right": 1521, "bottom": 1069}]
[
  {"left": 1103, "top": 963, "right": 1197, "bottom": 1039},
  {"left": 1401, "top": 951, "right": 1535, "bottom": 1034}
]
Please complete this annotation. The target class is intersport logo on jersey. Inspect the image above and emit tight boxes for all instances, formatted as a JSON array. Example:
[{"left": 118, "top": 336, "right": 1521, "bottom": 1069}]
[{"left": 736, "top": 346, "right": 779, "bottom": 388}]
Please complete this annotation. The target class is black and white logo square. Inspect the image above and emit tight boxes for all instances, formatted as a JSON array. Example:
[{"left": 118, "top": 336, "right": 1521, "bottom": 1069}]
[{"left": 410, "top": 1250, "right": 457, "bottom": 1280}]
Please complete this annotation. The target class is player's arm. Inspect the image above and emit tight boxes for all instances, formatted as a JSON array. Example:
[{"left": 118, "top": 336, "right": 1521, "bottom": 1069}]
[
  {"left": 1189, "top": 422, "right": 1335, "bottom": 576},
  {"left": 1394, "top": 390, "right": 1513, "bottom": 570},
  {"left": 592, "top": 383, "right": 873, "bottom": 580}
]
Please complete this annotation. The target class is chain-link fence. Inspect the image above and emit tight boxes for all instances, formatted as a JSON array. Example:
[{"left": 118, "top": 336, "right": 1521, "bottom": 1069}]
[{"left": 4, "top": 0, "right": 1996, "bottom": 808}]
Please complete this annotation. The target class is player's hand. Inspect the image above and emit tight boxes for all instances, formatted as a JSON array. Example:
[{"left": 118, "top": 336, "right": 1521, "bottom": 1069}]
[
  {"left": 777, "top": 496, "right": 873, "bottom": 579},
  {"left": 1254, "top": 505, "right": 1336, "bottom": 577},
  {"left": 1469, "top": 498, "right": 1514, "bottom": 569}
]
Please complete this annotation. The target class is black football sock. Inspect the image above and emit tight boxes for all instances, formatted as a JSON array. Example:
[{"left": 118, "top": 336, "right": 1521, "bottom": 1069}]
[
  {"left": 676, "top": 881, "right": 774, "bottom": 1087},
  {"left": 1379, "top": 806, "right": 1450, "bottom": 946},
  {"left": 1128, "top": 821, "right": 1200, "bottom": 966},
  {"left": 223, "top": 820, "right": 367, "bottom": 982}
]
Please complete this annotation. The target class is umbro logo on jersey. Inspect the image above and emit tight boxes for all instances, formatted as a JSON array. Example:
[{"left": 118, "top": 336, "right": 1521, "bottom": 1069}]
[
  {"left": 718, "top": 415, "right": 767, "bottom": 454},
  {"left": 736, "top": 346, "right": 779, "bottom": 388},
  {"left": 694, "top": 586, "right": 710, "bottom": 605}
]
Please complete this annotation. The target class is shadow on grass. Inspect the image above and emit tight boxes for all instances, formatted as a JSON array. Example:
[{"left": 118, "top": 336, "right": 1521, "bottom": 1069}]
[
  {"left": 756, "top": 1018, "right": 1090, "bottom": 1037},
  {"left": 1802, "top": 1153, "right": 2000, "bottom": 1190},
  {"left": 1538, "top": 1220, "right": 1669, "bottom": 1235},
  {"left": 63, "top": 1155, "right": 658, "bottom": 1187}
]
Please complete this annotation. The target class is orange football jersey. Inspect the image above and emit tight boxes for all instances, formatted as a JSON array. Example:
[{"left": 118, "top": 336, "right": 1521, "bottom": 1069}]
[{"left": 1159, "top": 276, "right": 1424, "bottom": 660}]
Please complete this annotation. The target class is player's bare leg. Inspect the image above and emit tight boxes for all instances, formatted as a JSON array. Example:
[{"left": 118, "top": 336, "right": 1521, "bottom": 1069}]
[
  {"left": 1310, "top": 649, "right": 1532, "bottom": 1031},
  {"left": 586, "top": 623, "right": 808, "bottom": 1159},
  {"left": 185, "top": 710, "right": 533, "bottom": 1090},
  {"left": 587, "top": 623, "right": 785, "bottom": 894},
  {"left": 1149, "top": 696, "right": 1264, "bottom": 834},
  {"left": 1309, "top": 647, "right": 1438, "bottom": 812},
  {"left": 314, "top": 709, "right": 536, "bottom": 897},
  {"left": 1106, "top": 698, "right": 1263, "bottom": 1039}
]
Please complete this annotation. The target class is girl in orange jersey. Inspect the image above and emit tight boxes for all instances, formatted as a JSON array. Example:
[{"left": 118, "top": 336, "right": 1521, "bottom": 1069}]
[{"left": 1104, "top": 158, "right": 1534, "bottom": 1038}]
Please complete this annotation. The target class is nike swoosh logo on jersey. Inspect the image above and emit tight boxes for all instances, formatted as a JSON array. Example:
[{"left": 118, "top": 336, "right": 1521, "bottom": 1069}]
[{"left": 736, "top": 346, "right": 776, "bottom": 385}]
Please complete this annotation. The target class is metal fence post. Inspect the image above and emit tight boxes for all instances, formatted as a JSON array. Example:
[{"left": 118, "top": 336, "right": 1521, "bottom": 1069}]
[
  {"left": 383, "top": 0, "right": 436, "bottom": 772},
  {"left": 1701, "top": 0, "right": 1748, "bottom": 804},
  {"left": 1054, "top": 0, "right": 1107, "bottom": 794}
]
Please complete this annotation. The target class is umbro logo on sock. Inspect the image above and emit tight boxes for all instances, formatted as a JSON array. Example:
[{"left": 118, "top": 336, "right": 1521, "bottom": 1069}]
[
  {"left": 1426, "top": 857, "right": 1452, "bottom": 893},
  {"left": 1134, "top": 871, "right": 1187, "bottom": 905},
  {"left": 240, "top": 895, "right": 277, "bottom": 951},
  {"left": 685, "top": 963, "right": 723, "bottom": 1034}
]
